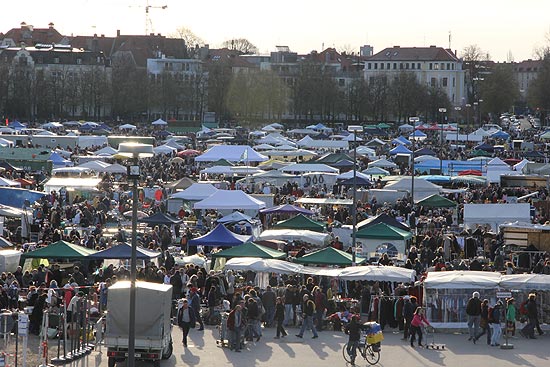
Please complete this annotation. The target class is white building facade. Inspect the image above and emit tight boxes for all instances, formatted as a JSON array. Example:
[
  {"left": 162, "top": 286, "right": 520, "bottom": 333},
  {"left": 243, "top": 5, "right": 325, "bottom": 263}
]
[{"left": 364, "top": 46, "right": 466, "bottom": 106}]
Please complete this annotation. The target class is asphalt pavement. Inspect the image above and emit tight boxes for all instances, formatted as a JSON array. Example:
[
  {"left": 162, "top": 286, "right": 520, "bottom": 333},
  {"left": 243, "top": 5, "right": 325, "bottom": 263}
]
[{"left": 76, "top": 324, "right": 549, "bottom": 367}]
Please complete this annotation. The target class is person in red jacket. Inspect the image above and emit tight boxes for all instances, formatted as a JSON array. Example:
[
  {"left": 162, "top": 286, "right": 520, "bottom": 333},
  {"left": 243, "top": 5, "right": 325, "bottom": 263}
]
[{"left": 410, "top": 307, "right": 431, "bottom": 348}]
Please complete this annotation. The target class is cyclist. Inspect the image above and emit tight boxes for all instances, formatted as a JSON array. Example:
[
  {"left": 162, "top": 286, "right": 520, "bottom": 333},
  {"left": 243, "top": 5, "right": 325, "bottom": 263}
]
[{"left": 345, "top": 315, "right": 362, "bottom": 365}]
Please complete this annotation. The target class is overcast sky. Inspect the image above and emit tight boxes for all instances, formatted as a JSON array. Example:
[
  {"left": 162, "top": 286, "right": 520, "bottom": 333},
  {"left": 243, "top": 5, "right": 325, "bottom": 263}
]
[{"left": 3, "top": 0, "right": 549, "bottom": 61}]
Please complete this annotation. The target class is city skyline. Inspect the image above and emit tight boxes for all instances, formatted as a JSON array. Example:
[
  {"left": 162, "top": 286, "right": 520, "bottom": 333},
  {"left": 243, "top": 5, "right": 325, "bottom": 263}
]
[{"left": 2, "top": 0, "right": 550, "bottom": 61}]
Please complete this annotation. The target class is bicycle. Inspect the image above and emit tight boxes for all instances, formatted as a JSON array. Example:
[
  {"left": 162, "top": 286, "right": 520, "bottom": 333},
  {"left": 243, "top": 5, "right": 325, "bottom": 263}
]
[{"left": 342, "top": 339, "right": 381, "bottom": 365}]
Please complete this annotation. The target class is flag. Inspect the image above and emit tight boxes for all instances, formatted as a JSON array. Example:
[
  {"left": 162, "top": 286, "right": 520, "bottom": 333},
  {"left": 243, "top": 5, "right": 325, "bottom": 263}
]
[{"left": 239, "top": 148, "right": 248, "bottom": 163}]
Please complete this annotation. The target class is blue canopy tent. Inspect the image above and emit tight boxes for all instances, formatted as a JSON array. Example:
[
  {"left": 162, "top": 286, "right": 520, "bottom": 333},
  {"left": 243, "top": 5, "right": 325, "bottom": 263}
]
[
  {"left": 49, "top": 152, "right": 72, "bottom": 167},
  {"left": 188, "top": 224, "right": 252, "bottom": 247},
  {"left": 491, "top": 130, "right": 510, "bottom": 140},
  {"left": 389, "top": 144, "right": 412, "bottom": 155},
  {"left": 138, "top": 212, "right": 182, "bottom": 226},
  {"left": 409, "top": 130, "right": 427, "bottom": 139},
  {"left": 88, "top": 243, "right": 160, "bottom": 260},
  {"left": 418, "top": 175, "right": 451, "bottom": 184},
  {"left": 474, "top": 143, "right": 494, "bottom": 152},
  {"left": 392, "top": 136, "right": 412, "bottom": 146},
  {"left": 8, "top": 121, "right": 26, "bottom": 130},
  {"left": 414, "top": 147, "right": 437, "bottom": 156},
  {"left": 339, "top": 176, "right": 371, "bottom": 186}
]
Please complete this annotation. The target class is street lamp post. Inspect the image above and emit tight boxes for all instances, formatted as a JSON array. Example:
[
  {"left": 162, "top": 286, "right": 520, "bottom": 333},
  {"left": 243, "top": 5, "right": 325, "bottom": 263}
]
[
  {"left": 438, "top": 108, "right": 447, "bottom": 173},
  {"left": 478, "top": 99, "right": 484, "bottom": 127},
  {"left": 409, "top": 117, "right": 420, "bottom": 204},
  {"left": 348, "top": 124, "right": 363, "bottom": 266},
  {"left": 115, "top": 143, "right": 154, "bottom": 367},
  {"left": 454, "top": 106, "right": 462, "bottom": 148}
]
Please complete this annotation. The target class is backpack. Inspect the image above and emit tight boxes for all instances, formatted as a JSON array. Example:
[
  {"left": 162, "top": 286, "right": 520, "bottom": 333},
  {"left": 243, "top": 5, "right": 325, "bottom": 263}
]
[
  {"left": 519, "top": 301, "right": 528, "bottom": 315},
  {"left": 487, "top": 307, "right": 495, "bottom": 323}
]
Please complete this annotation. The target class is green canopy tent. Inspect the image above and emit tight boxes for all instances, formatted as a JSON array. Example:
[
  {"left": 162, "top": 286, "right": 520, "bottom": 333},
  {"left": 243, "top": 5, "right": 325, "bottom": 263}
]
[
  {"left": 356, "top": 223, "right": 412, "bottom": 259},
  {"left": 470, "top": 149, "right": 491, "bottom": 157},
  {"left": 416, "top": 194, "right": 457, "bottom": 208},
  {"left": 212, "top": 241, "right": 287, "bottom": 260},
  {"left": 293, "top": 247, "right": 366, "bottom": 266},
  {"left": 273, "top": 214, "right": 325, "bottom": 232},
  {"left": 211, "top": 158, "right": 234, "bottom": 166},
  {"left": 22, "top": 240, "right": 98, "bottom": 260},
  {"left": 377, "top": 122, "right": 391, "bottom": 129}
]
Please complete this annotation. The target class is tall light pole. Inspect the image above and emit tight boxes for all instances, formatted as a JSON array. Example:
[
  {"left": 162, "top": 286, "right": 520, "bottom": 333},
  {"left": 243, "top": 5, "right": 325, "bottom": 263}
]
[
  {"left": 478, "top": 99, "right": 484, "bottom": 127},
  {"left": 438, "top": 108, "right": 447, "bottom": 173},
  {"left": 409, "top": 117, "right": 420, "bottom": 204},
  {"left": 454, "top": 106, "right": 462, "bottom": 148},
  {"left": 115, "top": 143, "right": 154, "bottom": 367},
  {"left": 348, "top": 124, "right": 363, "bottom": 266}
]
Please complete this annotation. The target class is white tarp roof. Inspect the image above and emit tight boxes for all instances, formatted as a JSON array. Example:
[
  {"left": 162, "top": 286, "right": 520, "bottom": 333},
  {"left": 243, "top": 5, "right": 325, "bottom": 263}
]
[
  {"left": 280, "top": 163, "right": 339, "bottom": 174},
  {"left": 201, "top": 166, "right": 233, "bottom": 175},
  {"left": 500, "top": 274, "right": 550, "bottom": 290},
  {"left": 258, "top": 229, "right": 330, "bottom": 246},
  {"left": 78, "top": 160, "right": 111, "bottom": 171},
  {"left": 94, "top": 146, "right": 118, "bottom": 155},
  {"left": 103, "top": 163, "right": 127, "bottom": 174},
  {"left": 43, "top": 177, "right": 102, "bottom": 193},
  {"left": 153, "top": 144, "right": 177, "bottom": 155},
  {"left": 295, "top": 198, "right": 353, "bottom": 205},
  {"left": 337, "top": 265, "right": 416, "bottom": 283},
  {"left": 368, "top": 158, "right": 397, "bottom": 169},
  {"left": 383, "top": 177, "right": 442, "bottom": 200},
  {"left": 464, "top": 203, "right": 531, "bottom": 232},
  {"left": 336, "top": 171, "right": 371, "bottom": 180},
  {"left": 170, "top": 183, "right": 218, "bottom": 201},
  {"left": 298, "top": 139, "right": 349, "bottom": 150},
  {"left": 195, "top": 145, "right": 268, "bottom": 162},
  {"left": 225, "top": 258, "right": 301, "bottom": 274},
  {"left": 194, "top": 190, "right": 266, "bottom": 210},
  {"left": 423, "top": 270, "right": 502, "bottom": 289}
]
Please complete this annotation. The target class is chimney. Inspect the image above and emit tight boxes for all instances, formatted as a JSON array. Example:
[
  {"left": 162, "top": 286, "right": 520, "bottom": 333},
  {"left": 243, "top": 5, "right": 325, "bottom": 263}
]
[
  {"left": 20, "top": 22, "right": 27, "bottom": 29},
  {"left": 117, "top": 29, "right": 121, "bottom": 37},
  {"left": 48, "top": 22, "right": 54, "bottom": 29}
]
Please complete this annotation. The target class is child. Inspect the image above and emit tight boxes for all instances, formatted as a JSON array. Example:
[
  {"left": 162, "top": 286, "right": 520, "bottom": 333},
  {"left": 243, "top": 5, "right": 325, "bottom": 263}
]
[{"left": 410, "top": 307, "right": 430, "bottom": 347}]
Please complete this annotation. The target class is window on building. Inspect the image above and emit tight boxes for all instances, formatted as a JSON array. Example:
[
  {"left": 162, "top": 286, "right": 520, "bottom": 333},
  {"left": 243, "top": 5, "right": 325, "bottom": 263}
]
[
  {"left": 452, "top": 77, "right": 455, "bottom": 87},
  {"left": 53, "top": 57, "right": 60, "bottom": 64},
  {"left": 387, "top": 63, "right": 390, "bottom": 69},
  {"left": 76, "top": 58, "right": 82, "bottom": 65},
  {"left": 368, "top": 63, "right": 372, "bottom": 69},
  {"left": 434, "top": 63, "right": 439, "bottom": 70},
  {"left": 405, "top": 63, "right": 409, "bottom": 69},
  {"left": 431, "top": 77, "right": 436, "bottom": 87},
  {"left": 429, "top": 63, "right": 433, "bottom": 70},
  {"left": 393, "top": 63, "right": 397, "bottom": 70},
  {"left": 440, "top": 63, "right": 444, "bottom": 70},
  {"left": 374, "top": 63, "right": 378, "bottom": 69},
  {"left": 399, "top": 63, "right": 403, "bottom": 69},
  {"left": 452, "top": 63, "right": 455, "bottom": 70},
  {"left": 442, "top": 77, "right": 448, "bottom": 87},
  {"left": 380, "top": 63, "right": 384, "bottom": 70},
  {"left": 417, "top": 63, "right": 421, "bottom": 69}
]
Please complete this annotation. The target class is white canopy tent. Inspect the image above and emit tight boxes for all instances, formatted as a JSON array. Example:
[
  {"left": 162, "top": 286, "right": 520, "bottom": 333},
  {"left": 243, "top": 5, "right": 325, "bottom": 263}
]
[
  {"left": 337, "top": 266, "right": 416, "bottom": 283},
  {"left": 153, "top": 145, "right": 177, "bottom": 155},
  {"left": 280, "top": 163, "right": 339, "bottom": 174},
  {"left": 225, "top": 258, "right": 302, "bottom": 274},
  {"left": 423, "top": 270, "right": 502, "bottom": 289},
  {"left": 500, "top": 274, "right": 550, "bottom": 291},
  {"left": 257, "top": 229, "right": 330, "bottom": 247},
  {"left": 152, "top": 118, "right": 168, "bottom": 126},
  {"left": 119, "top": 123, "right": 137, "bottom": 130},
  {"left": 194, "top": 190, "right": 266, "bottom": 210},
  {"left": 170, "top": 183, "right": 218, "bottom": 201},
  {"left": 367, "top": 158, "right": 397, "bottom": 169},
  {"left": 195, "top": 145, "right": 268, "bottom": 163}
]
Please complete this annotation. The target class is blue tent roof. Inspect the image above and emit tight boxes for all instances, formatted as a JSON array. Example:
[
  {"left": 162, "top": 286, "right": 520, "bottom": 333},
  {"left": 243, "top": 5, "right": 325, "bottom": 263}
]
[
  {"left": 49, "top": 152, "right": 71, "bottom": 166},
  {"left": 188, "top": 223, "right": 252, "bottom": 247},
  {"left": 389, "top": 144, "right": 412, "bottom": 155},
  {"left": 0, "top": 187, "right": 46, "bottom": 208},
  {"left": 392, "top": 136, "right": 412, "bottom": 146},
  {"left": 8, "top": 121, "right": 25, "bottom": 129},
  {"left": 89, "top": 243, "right": 160, "bottom": 260},
  {"left": 474, "top": 143, "right": 494, "bottom": 152},
  {"left": 216, "top": 211, "right": 255, "bottom": 224},
  {"left": 491, "top": 130, "right": 510, "bottom": 139}
]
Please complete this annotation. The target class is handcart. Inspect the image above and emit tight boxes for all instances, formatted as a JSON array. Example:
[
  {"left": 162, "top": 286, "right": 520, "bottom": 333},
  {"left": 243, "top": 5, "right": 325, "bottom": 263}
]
[{"left": 423, "top": 326, "right": 445, "bottom": 350}]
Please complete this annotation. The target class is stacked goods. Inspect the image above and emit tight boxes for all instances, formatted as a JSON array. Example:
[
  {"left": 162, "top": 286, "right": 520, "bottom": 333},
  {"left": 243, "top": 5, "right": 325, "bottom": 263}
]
[{"left": 363, "top": 322, "right": 384, "bottom": 345}]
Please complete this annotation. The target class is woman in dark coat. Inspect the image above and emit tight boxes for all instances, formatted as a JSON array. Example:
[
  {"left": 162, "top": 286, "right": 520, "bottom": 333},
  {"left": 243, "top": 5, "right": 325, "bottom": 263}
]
[
  {"left": 29, "top": 292, "right": 48, "bottom": 335},
  {"left": 274, "top": 297, "right": 287, "bottom": 338}
]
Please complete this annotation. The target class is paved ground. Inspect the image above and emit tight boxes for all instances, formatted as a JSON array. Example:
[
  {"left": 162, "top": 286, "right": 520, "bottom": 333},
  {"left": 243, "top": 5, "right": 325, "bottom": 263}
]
[{"left": 39, "top": 325, "right": 548, "bottom": 367}]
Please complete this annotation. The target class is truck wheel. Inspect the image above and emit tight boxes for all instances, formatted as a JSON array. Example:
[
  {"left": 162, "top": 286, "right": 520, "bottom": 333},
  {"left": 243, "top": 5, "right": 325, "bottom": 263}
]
[
  {"left": 108, "top": 357, "right": 116, "bottom": 367},
  {"left": 162, "top": 341, "right": 173, "bottom": 359},
  {"left": 153, "top": 360, "right": 160, "bottom": 367}
]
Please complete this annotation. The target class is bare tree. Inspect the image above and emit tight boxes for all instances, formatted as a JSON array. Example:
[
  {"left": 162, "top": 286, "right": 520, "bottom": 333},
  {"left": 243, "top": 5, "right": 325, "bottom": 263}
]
[
  {"left": 461, "top": 44, "right": 491, "bottom": 104},
  {"left": 338, "top": 44, "right": 356, "bottom": 56},
  {"left": 221, "top": 38, "right": 258, "bottom": 55},
  {"left": 171, "top": 26, "right": 206, "bottom": 58}
]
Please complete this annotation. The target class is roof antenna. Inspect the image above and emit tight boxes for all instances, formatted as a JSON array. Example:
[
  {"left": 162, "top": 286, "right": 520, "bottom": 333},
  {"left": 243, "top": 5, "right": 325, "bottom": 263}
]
[{"left": 448, "top": 30, "right": 452, "bottom": 49}]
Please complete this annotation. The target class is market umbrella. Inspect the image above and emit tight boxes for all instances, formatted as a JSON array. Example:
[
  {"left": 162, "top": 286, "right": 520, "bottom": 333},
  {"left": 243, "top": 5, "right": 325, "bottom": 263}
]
[{"left": 177, "top": 149, "right": 201, "bottom": 157}]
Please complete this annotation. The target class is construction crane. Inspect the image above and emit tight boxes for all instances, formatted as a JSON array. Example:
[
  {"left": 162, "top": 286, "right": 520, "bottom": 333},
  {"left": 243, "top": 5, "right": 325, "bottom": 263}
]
[{"left": 130, "top": 0, "right": 167, "bottom": 35}]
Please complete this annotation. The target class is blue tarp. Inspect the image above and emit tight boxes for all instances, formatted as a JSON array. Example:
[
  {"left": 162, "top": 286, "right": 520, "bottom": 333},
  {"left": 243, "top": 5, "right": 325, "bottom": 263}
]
[
  {"left": 88, "top": 243, "right": 160, "bottom": 260},
  {"left": 188, "top": 223, "right": 251, "bottom": 247},
  {"left": 0, "top": 187, "right": 46, "bottom": 208}
]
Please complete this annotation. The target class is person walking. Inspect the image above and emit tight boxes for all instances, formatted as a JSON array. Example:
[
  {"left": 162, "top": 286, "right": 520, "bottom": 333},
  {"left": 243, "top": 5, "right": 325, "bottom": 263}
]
[
  {"left": 274, "top": 297, "right": 287, "bottom": 339},
  {"left": 189, "top": 287, "right": 204, "bottom": 331},
  {"left": 313, "top": 286, "right": 327, "bottom": 331},
  {"left": 520, "top": 293, "right": 538, "bottom": 339},
  {"left": 227, "top": 304, "right": 244, "bottom": 352},
  {"left": 262, "top": 285, "right": 276, "bottom": 327},
  {"left": 466, "top": 291, "right": 482, "bottom": 342},
  {"left": 505, "top": 298, "right": 516, "bottom": 337},
  {"left": 489, "top": 301, "right": 503, "bottom": 346},
  {"left": 474, "top": 299, "right": 491, "bottom": 345},
  {"left": 295, "top": 294, "right": 318, "bottom": 339},
  {"left": 177, "top": 299, "right": 196, "bottom": 347},
  {"left": 410, "top": 307, "right": 431, "bottom": 348},
  {"left": 403, "top": 295, "right": 415, "bottom": 340}
]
